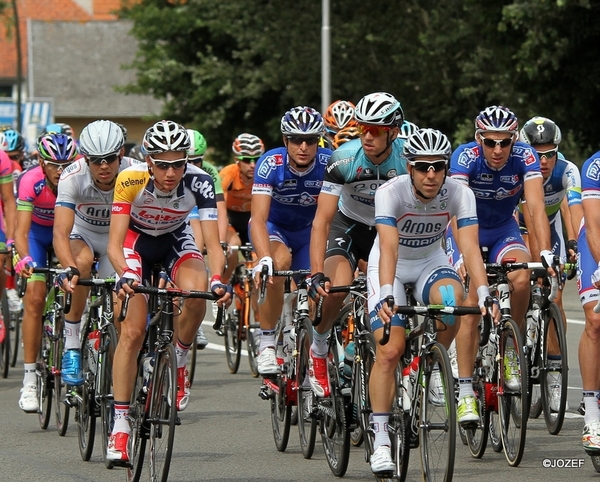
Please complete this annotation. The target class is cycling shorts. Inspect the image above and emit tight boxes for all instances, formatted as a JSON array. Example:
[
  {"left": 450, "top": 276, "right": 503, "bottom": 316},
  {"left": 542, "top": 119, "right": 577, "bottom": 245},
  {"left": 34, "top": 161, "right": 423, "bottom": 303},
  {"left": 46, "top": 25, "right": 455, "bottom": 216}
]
[
  {"left": 227, "top": 209, "right": 251, "bottom": 245},
  {"left": 28, "top": 222, "right": 53, "bottom": 282},
  {"left": 326, "top": 211, "right": 377, "bottom": 272},
  {"left": 69, "top": 228, "right": 114, "bottom": 279},
  {"left": 577, "top": 225, "right": 599, "bottom": 307}
]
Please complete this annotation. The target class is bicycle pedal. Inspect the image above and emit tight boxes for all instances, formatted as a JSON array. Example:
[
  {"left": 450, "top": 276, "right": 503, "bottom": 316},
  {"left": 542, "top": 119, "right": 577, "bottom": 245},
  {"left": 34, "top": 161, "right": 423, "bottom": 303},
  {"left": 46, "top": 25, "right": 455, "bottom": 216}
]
[
  {"left": 258, "top": 386, "right": 273, "bottom": 400},
  {"left": 459, "top": 420, "right": 478, "bottom": 431},
  {"left": 176, "top": 417, "right": 181, "bottom": 426}
]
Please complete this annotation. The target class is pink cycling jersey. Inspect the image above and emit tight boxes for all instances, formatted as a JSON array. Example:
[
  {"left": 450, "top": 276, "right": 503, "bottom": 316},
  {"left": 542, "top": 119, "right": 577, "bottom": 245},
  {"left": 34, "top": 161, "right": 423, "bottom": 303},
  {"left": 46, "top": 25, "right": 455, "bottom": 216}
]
[{"left": 16, "top": 165, "right": 56, "bottom": 226}]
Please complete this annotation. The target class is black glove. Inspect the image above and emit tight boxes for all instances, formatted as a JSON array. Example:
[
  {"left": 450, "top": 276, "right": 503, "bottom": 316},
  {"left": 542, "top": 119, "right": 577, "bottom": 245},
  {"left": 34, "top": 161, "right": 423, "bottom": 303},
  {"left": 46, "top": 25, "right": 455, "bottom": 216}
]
[
  {"left": 308, "top": 272, "right": 329, "bottom": 301},
  {"left": 56, "top": 266, "right": 80, "bottom": 287}
]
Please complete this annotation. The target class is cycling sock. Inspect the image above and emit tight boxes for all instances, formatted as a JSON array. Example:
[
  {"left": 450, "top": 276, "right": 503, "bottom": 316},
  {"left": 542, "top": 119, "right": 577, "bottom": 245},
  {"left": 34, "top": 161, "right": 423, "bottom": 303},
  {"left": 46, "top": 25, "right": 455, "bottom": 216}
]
[
  {"left": 371, "top": 413, "right": 391, "bottom": 451},
  {"left": 458, "top": 378, "right": 475, "bottom": 398},
  {"left": 112, "top": 401, "right": 131, "bottom": 434},
  {"left": 175, "top": 340, "right": 192, "bottom": 368},
  {"left": 23, "top": 363, "right": 36, "bottom": 386},
  {"left": 311, "top": 328, "right": 329, "bottom": 357},
  {"left": 259, "top": 330, "right": 276, "bottom": 352},
  {"left": 583, "top": 391, "right": 600, "bottom": 424},
  {"left": 547, "top": 355, "right": 561, "bottom": 384},
  {"left": 64, "top": 319, "right": 81, "bottom": 350}
]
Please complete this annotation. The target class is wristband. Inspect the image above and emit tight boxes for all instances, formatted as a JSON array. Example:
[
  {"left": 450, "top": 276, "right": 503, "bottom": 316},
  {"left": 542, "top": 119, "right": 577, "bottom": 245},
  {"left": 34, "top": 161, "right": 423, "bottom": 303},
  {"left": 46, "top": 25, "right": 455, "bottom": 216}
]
[
  {"left": 380, "top": 284, "right": 394, "bottom": 299},
  {"left": 476, "top": 285, "right": 490, "bottom": 309},
  {"left": 210, "top": 274, "right": 222, "bottom": 291}
]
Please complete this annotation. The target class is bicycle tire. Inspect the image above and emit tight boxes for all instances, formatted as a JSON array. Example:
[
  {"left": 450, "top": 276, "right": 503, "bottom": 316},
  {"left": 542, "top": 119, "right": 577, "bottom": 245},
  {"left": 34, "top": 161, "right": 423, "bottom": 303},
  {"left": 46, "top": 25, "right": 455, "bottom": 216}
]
[
  {"left": 385, "top": 360, "right": 410, "bottom": 482},
  {"left": 489, "top": 410, "right": 503, "bottom": 453},
  {"left": 53, "top": 304, "right": 70, "bottom": 437},
  {"left": 529, "top": 385, "right": 542, "bottom": 419},
  {"left": 296, "top": 318, "right": 317, "bottom": 459},
  {"left": 355, "top": 332, "right": 376, "bottom": 456},
  {"left": 540, "top": 302, "right": 568, "bottom": 435},
  {"left": 38, "top": 357, "right": 53, "bottom": 430},
  {"left": 188, "top": 341, "right": 197, "bottom": 386},
  {"left": 1, "top": 294, "right": 10, "bottom": 378},
  {"left": 127, "top": 359, "right": 148, "bottom": 482},
  {"left": 224, "top": 307, "right": 242, "bottom": 374},
  {"left": 270, "top": 375, "right": 292, "bottom": 452},
  {"left": 321, "top": 330, "right": 351, "bottom": 477},
  {"left": 466, "top": 359, "right": 489, "bottom": 459},
  {"left": 10, "top": 305, "right": 21, "bottom": 367},
  {"left": 498, "top": 318, "right": 528, "bottom": 466},
  {"left": 420, "top": 341, "right": 456, "bottom": 481},
  {"left": 592, "top": 455, "right": 600, "bottom": 473},
  {"left": 100, "top": 323, "right": 118, "bottom": 469},
  {"left": 77, "top": 326, "right": 97, "bottom": 461},
  {"left": 148, "top": 343, "right": 177, "bottom": 482}
]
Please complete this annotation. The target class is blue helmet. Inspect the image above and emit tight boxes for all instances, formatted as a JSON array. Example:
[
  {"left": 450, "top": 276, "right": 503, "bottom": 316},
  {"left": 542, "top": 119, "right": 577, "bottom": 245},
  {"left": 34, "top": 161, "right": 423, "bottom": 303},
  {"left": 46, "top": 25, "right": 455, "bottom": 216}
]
[
  {"left": 475, "top": 106, "right": 518, "bottom": 133},
  {"left": 37, "top": 133, "right": 78, "bottom": 163},
  {"left": 3, "top": 129, "right": 25, "bottom": 152},
  {"left": 280, "top": 106, "right": 325, "bottom": 136}
]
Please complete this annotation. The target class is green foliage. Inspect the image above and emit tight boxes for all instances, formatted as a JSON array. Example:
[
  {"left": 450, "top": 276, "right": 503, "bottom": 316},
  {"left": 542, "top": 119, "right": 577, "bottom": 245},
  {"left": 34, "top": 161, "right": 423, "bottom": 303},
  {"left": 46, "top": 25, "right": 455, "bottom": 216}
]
[{"left": 119, "top": 0, "right": 600, "bottom": 164}]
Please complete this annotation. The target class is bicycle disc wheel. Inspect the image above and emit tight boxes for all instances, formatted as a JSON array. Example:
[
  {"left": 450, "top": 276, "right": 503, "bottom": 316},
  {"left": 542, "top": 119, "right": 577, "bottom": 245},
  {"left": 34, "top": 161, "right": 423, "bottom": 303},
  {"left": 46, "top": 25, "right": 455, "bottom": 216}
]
[
  {"left": 99, "top": 323, "right": 118, "bottom": 468},
  {"left": 127, "top": 360, "right": 147, "bottom": 482},
  {"left": 224, "top": 307, "right": 242, "bottom": 374},
  {"left": 188, "top": 341, "right": 197, "bottom": 387},
  {"left": 420, "top": 341, "right": 456, "bottom": 482},
  {"left": 296, "top": 319, "right": 317, "bottom": 459},
  {"left": 498, "top": 318, "right": 528, "bottom": 466},
  {"left": 77, "top": 330, "right": 97, "bottom": 461},
  {"left": 540, "top": 303, "right": 568, "bottom": 435},
  {"left": 270, "top": 375, "right": 292, "bottom": 452},
  {"left": 10, "top": 307, "right": 21, "bottom": 367},
  {"left": 149, "top": 344, "right": 177, "bottom": 482},
  {"left": 466, "top": 361, "right": 489, "bottom": 459},
  {"left": 1, "top": 294, "right": 10, "bottom": 378},
  {"left": 321, "top": 335, "right": 350, "bottom": 477}
]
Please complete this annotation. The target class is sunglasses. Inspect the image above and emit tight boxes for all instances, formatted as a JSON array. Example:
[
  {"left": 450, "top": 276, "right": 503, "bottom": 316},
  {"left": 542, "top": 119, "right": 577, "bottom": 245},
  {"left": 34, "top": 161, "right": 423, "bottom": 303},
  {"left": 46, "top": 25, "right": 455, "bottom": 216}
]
[
  {"left": 188, "top": 155, "right": 204, "bottom": 164},
  {"left": 44, "top": 160, "right": 73, "bottom": 170},
  {"left": 87, "top": 153, "right": 120, "bottom": 165},
  {"left": 237, "top": 156, "right": 259, "bottom": 164},
  {"left": 357, "top": 124, "right": 392, "bottom": 137},
  {"left": 286, "top": 136, "right": 320, "bottom": 146},
  {"left": 149, "top": 156, "right": 187, "bottom": 170},
  {"left": 536, "top": 148, "right": 558, "bottom": 160},
  {"left": 479, "top": 135, "right": 513, "bottom": 149},
  {"left": 411, "top": 161, "right": 447, "bottom": 173}
]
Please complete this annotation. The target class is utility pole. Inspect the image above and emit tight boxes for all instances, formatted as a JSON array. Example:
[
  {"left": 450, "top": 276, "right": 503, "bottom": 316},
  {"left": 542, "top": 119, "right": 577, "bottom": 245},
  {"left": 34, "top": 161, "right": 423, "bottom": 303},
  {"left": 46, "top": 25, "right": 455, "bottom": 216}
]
[
  {"left": 12, "top": 0, "right": 22, "bottom": 132},
  {"left": 321, "top": 0, "right": 330, "bottom": 115}
]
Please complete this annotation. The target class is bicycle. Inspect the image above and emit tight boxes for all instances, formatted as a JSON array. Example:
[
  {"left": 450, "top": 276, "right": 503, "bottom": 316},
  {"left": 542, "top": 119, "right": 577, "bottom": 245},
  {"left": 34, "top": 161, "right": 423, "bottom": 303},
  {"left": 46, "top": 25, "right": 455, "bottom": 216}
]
[
  {"left": 68, "top": 270, "right": 118, "bottom": 466},
  {"left": 220, "top": 244, "right": 260, "bottom": 377},
  {"left": 257, "top": 269, "right": 310, "bottom": 454},
  {"left": 465, "top": 257, "right": 537, "bottom": 467},
  {"left": 25, "top": 264, "right": 72, "bottom": 436},
  {"left": 526, "top": 257, "right": 570, "bottom": 435},
  {"left": 121, "top": 269, "right": 217, "bottom": 482},
  {"left": 376, "top": 300, "right": 483, "bottom": 482}
]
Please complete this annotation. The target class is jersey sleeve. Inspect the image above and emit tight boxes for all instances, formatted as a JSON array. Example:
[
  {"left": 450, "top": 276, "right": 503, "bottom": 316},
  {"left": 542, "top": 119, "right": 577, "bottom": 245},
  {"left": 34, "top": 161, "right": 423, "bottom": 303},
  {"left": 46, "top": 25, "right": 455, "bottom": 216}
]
[
  {"left": 449, "top": 143, "right": 477, "bottom": 185},
  {"left": 321, "top": 149, "right": 349, "bottom": 198},
  {"left": 0, "top": 151, "right": 13, "bottom": 184},
  {"left": 112, "top": 167, "right": 148, "bottom": 216},
  {"left": 253, "top": 151, "right": 283, "bottom": 197},
  {"left": 564, "top": 159, "right": 582, "bottom": 206},
  {"left": 582, "top": 153, "right": 600, "bottom": 201}
]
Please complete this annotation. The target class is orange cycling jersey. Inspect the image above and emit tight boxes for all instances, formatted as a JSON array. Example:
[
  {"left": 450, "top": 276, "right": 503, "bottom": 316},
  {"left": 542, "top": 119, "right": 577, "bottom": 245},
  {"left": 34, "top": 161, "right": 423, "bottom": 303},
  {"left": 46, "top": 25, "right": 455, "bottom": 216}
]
[{"left": 219, "top": 163, "right": 252, "bottom": 212}]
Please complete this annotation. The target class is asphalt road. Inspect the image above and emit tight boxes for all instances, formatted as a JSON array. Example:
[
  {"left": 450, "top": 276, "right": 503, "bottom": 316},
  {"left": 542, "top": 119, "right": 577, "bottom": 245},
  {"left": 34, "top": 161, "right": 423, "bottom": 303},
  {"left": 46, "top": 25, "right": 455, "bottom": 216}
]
[{"left": 0, "top": 280, "right": 597, "bottom": 482}]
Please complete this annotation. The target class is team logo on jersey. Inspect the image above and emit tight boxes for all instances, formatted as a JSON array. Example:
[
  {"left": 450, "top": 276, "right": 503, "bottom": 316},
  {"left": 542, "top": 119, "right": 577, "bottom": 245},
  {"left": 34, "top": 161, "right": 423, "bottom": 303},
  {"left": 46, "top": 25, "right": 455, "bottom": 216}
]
[
  {"left": 327, "top": 156, "right": 352, "bottom": 173},
  {"left": 545, "top": 183, "right": 553, "bottom": 192},
  {"left": 495, "top": 186, "right": 521, "bottom": 200},
  {"left": 298, "top": 192, "right": 317, "bottom": 206},
  {"left": 190, "top": 176, "right": 214, "bottom": 199},
  {"left": 500, "top": 174, "right": 519, "bottom": 185},
  {"left": 479, "top": 173, "right": 493, "bottom": 182},
  {"left": 386, "top": 169, "right": 398, "bottom": 178},
  {"left": 304, "top": 180, "right": 322, "bottom": 188},
  {"left": 586, "top": 160, "right": 600, "bottom": 182},
  {"left": 457, "top": 148, "right": 478, "bottom": 169},
  {"left": 77, "top": 203, "right": 111, "bottom": 226},
  {"left": 364, "top": 168, "right": 373, "bottom": 177},
  {"left": 257, "top": 154, "right": 282, "bottom": 179}
]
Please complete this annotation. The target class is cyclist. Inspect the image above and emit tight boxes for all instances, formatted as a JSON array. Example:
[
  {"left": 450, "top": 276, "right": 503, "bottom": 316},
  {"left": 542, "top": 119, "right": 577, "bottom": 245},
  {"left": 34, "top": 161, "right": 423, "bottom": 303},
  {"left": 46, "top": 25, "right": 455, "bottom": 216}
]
[
  {"left": 53, "top": 120, "right": 134, "bottom": 386},
  {"left": 251, "top": 106, "right": 331, "bottom": 376},
  {"left": 397, "top": 120, "right": 419, "bottom": 140},
  {"left": 323, "top": 100, "right": 357, "bottom": 148},
  {"left": 106, "top": 120, "right": 230, "bottom": 463},
  {"left": 14, "top": 133, "right": 78, "bottom": 412},
  {"left": 2, "top": 128, "right": 27, "bottom": 175},
  {"left": 308, "top": 92, "right": 407, "bottom": 398},
  {"left": 220, "top": 133, "right": 265, "bottom": 280},
  {"left": 186, "top": 128, "right": 228, "bottom": 347},
  {"left": 368, "top": 128, "right": 494, "bottom": 475},
  {"left": 446, "top": 105, "right": 553, "bottom": 424},
  {"left": 0, "top": 135, "right": 16, "bottom": 343},
  {"left": 332, "top": 125, "right": 360, "bottom": 150}
]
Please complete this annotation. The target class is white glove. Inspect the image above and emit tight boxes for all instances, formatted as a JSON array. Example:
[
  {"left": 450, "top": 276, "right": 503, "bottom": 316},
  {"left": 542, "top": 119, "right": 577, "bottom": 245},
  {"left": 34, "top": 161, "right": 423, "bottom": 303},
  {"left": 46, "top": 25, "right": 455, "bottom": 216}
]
[
  {"left": 252, "top": 256, "right": 273, "bottom": 278},
  {"left": 476, "top": 286, "right": 491, "bottom": 310},
  {"left": 540, "top": 249, "right": 554, "bottom": 269}
]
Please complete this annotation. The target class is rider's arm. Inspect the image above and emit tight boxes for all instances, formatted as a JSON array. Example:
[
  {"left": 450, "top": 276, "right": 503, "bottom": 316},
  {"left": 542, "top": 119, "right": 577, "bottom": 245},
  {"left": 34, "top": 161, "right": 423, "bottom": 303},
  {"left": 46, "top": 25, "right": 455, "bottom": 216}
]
[
  {"left": 217, "top": 199, "right": 228, "bottom": 243},
  {"left": 249, "top": 193, "right": 272, "bottom": 261},
  {"left": 523, "top": 176, "right": 552, "bottom": 257},
  {"left": 107, "top": 210, "right": 131, "bottom": 278},
  {"left": 201, "top": 218, "right": 226, "bottom": 279},
  {"left": 14, "top": 207, "right": 32, "bottom": 261},
  {"left": 456, "top": 223, "right": 488, "bottom": 292},
  {"left": 584, "top": 199, "right": 600, "bottom": 264},
  {"left": 0, "top": 180, "right": 16, "bottom": 240},
  {"left": 309, "top": 192, "right": 339, "bottom": 274},
  {"left": 377, "top": 223, "right": 399, "bottom": 290},
  {"left": 53, "top": 206, "right": 77, "bottom": 269}
]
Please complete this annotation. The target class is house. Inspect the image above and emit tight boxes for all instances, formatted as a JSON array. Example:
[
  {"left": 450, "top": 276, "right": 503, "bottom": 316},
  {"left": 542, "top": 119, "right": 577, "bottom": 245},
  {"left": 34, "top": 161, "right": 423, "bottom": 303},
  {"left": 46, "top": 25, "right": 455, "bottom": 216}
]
[{"left": 0, "top": 0, "right": 161, "bottom": 148}]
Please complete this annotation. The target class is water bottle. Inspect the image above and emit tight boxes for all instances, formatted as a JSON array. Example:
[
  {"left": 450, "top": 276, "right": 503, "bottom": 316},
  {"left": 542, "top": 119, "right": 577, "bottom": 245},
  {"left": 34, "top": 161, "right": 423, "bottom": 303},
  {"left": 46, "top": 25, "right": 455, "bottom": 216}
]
[
  {"left": 340, "top": 342, "right": 355, "bottom": 388},
  {"left": 527, "top": 286, "right": 541, "bottom": 348},
  {"left": 402, "top": 356, "right": 420, "bottom": 410},
  {"left": 484, "top": 333, "right": 498, "bottom": 367},
  {"left": 142, "top": 353, "right": 155, "bottom": 392},
  {"left": 87, "top": 329, "right": 100, "bottom": 375}
]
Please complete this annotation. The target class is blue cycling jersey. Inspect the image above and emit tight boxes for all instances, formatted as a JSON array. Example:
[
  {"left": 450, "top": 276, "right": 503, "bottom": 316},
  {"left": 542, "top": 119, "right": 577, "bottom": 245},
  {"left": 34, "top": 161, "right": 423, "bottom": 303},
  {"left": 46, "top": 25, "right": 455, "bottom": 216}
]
[
  {"left": 252, "top": 146, "right": 331, "bottom": 230},
  {"left": 450, "top": 140, "right": 542, "bottom": 229}
]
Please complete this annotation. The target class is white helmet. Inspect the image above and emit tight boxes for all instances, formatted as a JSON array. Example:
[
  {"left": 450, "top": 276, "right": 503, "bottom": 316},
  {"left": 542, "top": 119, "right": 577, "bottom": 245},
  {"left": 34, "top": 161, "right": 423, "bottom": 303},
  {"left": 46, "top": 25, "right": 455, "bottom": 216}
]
[
  {"left": 403, "top": 128, "right": 452, "bottom": 162},
  {"left": 355, "top": 92, "right": 404, "bottom": 126},
  {"left": 280, "top": 106, "right": 325, "bottom": 136},
  {"left": 79, "top": 120, "right": 125, "bottom": 156},
  {"left": 143, "top": 120, "right": 190, "bottom": 154}
]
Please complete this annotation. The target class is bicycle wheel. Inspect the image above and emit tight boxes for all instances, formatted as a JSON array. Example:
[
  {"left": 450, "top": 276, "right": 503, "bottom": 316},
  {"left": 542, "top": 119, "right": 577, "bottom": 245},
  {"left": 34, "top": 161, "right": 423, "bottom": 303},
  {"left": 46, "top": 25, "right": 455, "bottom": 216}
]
[
  {"left": 100, "top": 323, "right": 118, "bottom": 469},
  {"left": 148, "top": 344, "right": 177, "bottom": 482},
  {"left": 53, "top": 312, "right": 70, "bottom": 436},
  {"left": 77, "top": 328, "right": 97, "bottom": 461},
  {"left": 321, "top": 333, "right": 351, "bottom": 477},
  {"left": 223, "top": 307, "right": 242, "bottom": 374},
  {"left": 354, "top": 332, "right": 376, "bottom": 454},
  {"left": 540, "top": 302, "right": 568, "bottom": 435},
  {"left": 498, "top": 318, "right": 528, "bottom": 466},
  {"left": 10, "top": 306, "right": 21, "bottom": 368},
  {"left": 466, "top": 360, "right": 489, "bottom": 459},
  {"left": 38, "top": 357, "right": 53, "bottom": 430},
  {"left": 270, "top": 375, "right": 292, "bottom": 452},
  {"left": 246, "top": 308, "right": 260, "bottom": 378},
  {"left": 296, "top": 318, "right": 317, "bottom": 459},
  {"left": 420, "top": 341, "right": 456, "bottom": 482},
  {"left": 488, "top": 410, "right": 503, "bottom": 453},
  {"left": 127, "top": 359, "right": 148, "bottom": 482},
  {"left": 529, "top": 385, "right": 542, "bottom": 419},
  {"left": 592, "top": 455, "right": 600, "bottom": 473},
  {"left": 386, "top": 363, "right": 410, "bottom": 482},
  {"left": 1, "top": 294, "right": 10, "bottom": 378},
  {"left": 188, "top": 341, "right": 197, "bottom": 387}
]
